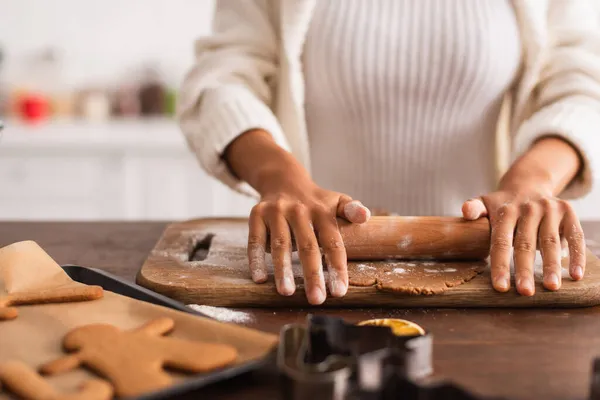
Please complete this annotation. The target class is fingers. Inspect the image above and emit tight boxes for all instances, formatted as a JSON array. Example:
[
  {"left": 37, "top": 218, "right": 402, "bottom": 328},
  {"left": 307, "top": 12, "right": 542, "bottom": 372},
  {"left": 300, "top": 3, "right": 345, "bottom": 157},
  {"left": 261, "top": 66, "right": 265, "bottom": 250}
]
[
  {"left": 561, "top": 203, "right": 586, "bottom": 281},
  {"left": 512, "top": 202, "right": 542, "bottom": 296},
  {"left": 248, "top": 205, "right": 268, "bottom": 283},
  {"left": 538, "top": 200, "right": 563, "bottom": 291},
  {"left": 488, "top": 202, "right": 518, "bottom": 293},
  {"left": 314, "top": 213, "right": 348, "bottom": 298},
  {"left": 338, "top": 197, "right": 371, "bottom": 224},
  {"left": 288, "top": 204, "right": 327, "bottom": 305},
  {"left": 481, "top": 193, "right": 584, "bottom": 296},
  {"left": 266, "top": 213, "right": 296, "bottom": 297},
  {"left": 250, "top": 192, "right": 363, "bottom": 304},
  {"left": 462, "top": 198, "right": 488, "bottom": 220}
]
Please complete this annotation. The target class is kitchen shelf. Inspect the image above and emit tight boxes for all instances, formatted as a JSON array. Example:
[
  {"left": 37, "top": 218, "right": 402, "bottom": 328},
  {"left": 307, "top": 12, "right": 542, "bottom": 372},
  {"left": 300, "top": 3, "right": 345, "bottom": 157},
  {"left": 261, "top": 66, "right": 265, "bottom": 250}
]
[{"left": 0, "top": 118, "right": 187, "bottom": 152}]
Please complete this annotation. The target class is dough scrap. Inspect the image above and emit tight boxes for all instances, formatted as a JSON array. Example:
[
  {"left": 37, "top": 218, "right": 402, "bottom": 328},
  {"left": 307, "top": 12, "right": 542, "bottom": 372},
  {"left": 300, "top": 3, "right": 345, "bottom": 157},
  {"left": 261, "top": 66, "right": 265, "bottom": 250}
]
[
  {"left": 347, "top": 261, "right": 485, "bottom": 295},
  {"left": 0, "top": 285, "right": 104, "bottom": 321}
]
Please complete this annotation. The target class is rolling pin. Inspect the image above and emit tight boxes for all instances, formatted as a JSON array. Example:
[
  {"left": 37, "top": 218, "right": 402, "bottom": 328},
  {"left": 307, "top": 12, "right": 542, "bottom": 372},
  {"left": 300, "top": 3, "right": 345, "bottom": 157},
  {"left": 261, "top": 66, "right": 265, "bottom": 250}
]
[{"left": 338, "top": 216, "right": 491, "bottom": 261}]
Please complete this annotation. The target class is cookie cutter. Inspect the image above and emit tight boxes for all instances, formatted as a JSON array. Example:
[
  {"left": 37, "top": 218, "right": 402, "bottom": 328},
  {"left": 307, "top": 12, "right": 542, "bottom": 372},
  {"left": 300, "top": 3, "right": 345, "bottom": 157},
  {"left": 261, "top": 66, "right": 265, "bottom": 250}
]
[
  {"left": 276, "top": 314, "right": 434, "bottom": 400},
  {"left": 277, "top": 315, "right": 600, "bottom": 400}
]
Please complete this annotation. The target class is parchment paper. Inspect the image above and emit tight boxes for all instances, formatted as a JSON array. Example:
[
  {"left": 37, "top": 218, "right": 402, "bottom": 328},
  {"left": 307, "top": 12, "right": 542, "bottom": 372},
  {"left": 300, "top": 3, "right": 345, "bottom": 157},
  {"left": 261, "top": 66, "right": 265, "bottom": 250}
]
[{"left": 0, "top": 241, "right": 277, "bottom": 398}]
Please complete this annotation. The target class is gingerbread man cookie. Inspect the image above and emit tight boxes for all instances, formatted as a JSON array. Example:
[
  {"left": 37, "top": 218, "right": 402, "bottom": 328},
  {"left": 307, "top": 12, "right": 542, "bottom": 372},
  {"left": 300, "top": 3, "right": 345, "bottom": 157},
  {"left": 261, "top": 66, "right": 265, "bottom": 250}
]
[
  {"left": 0, "top": 361, "right": 112, "bottom": 400},
  {"left": 41, "top": 317, "right": 239, "bottom": 397}
]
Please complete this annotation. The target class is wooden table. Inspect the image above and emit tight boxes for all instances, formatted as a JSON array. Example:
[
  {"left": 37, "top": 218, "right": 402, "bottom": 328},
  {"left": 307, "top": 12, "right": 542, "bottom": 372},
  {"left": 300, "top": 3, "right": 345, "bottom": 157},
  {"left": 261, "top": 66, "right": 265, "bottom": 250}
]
[{"left": 2, "top": 221, "right": 600, "bottom": 400}]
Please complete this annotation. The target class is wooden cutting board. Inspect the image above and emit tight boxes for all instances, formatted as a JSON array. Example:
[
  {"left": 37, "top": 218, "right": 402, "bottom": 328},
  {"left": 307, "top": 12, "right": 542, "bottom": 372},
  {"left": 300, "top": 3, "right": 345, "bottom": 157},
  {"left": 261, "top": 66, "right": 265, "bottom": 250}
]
[{"left": 137, "top": 218, "right": 600, "bottom": 308}]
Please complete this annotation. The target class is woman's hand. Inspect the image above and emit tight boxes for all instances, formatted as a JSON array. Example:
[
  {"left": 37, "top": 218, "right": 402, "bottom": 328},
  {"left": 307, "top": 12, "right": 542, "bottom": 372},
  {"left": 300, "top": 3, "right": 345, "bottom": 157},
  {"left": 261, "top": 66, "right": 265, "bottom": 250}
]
[
  {"left": 461, "top": 137, "right": 585, "bottom": 296},
  {"left": 223, "top": 128, "right": 370, "bottom": 305},
  {"left": 249, "top": 184, "right": 370, "bottom": 305},
  {"left": 462, "top": 190, "right": 585, "bottom": 296}
]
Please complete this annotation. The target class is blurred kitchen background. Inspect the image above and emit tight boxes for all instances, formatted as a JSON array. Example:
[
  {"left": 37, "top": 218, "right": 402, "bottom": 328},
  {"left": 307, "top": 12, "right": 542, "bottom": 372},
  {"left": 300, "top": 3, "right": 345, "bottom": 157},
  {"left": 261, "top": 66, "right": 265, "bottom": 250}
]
[{"left": 0, "top": 0, "right": 598, "bottom": 221}]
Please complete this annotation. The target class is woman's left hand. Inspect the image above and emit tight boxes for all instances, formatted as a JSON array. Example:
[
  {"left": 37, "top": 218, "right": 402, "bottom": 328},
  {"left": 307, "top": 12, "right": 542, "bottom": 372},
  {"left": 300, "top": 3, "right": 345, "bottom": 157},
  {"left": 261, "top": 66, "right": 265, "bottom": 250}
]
[{"left": 461, "top": 188, "right": 585, "bottom": 296}]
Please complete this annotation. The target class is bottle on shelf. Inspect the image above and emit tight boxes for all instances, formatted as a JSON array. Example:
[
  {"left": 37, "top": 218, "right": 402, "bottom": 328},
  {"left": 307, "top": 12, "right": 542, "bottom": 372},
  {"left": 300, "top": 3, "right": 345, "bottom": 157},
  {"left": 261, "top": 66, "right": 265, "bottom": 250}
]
[{"left": 138, "top": 65, "right": 167, "bottom": 116}]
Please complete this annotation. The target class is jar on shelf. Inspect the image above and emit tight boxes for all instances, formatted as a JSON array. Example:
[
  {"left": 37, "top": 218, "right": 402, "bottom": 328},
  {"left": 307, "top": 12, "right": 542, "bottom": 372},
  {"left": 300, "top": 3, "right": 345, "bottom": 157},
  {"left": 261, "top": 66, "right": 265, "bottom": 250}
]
[
  {"left": 75, "top": 89, "right": 112, "bottom": 121},
  {"left": 113, "top": 84, "right": 141, "bottom": 117}
]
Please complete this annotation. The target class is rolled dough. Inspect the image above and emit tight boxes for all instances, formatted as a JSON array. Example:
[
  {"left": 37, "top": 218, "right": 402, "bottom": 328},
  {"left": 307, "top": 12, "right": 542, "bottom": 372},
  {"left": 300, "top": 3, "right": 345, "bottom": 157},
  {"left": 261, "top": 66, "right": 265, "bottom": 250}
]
[{"left": 346, "top": 261, "right": 485, "bottom": 295}]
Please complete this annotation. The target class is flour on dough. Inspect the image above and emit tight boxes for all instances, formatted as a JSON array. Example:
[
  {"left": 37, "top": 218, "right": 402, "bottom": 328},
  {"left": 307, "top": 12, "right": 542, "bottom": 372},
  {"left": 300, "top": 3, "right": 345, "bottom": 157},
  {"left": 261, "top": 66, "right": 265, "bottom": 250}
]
[{"left": 347, "top": 261, "right": 484, "bottom": 295}]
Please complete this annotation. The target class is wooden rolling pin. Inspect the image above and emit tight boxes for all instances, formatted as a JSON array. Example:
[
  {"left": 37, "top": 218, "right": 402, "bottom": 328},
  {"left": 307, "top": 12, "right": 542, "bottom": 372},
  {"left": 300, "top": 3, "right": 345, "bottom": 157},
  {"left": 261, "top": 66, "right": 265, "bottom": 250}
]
[{"left": 338, "top": 216, "right": 491, "bottom": 261}]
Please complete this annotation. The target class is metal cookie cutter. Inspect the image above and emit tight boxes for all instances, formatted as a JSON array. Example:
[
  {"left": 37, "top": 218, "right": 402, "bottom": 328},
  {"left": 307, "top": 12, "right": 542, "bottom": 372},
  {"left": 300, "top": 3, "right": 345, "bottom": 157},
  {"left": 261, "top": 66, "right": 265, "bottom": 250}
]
[{"left": 276, "top": 315, "right": 433, "bottom": 400}]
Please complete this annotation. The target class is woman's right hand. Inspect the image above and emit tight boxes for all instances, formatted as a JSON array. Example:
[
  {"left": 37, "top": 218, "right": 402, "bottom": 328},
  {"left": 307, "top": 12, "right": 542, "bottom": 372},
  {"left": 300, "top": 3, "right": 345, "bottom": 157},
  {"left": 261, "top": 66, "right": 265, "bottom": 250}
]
[
  {"left": 248, "top": 183, "right": 370, "bottom": 305},
  {"left": 223, "top": 128, "right": 370, "bottom": 305}
]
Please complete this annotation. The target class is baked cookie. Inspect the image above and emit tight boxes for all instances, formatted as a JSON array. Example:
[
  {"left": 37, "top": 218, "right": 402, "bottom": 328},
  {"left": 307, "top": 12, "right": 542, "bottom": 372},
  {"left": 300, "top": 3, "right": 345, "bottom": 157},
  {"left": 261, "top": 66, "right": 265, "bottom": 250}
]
[
  {"left": 41, "top": 317, "right": 239, "bottom": 397},
  {"left": 0, "top": 361, "right": 112, "bottom": 400}
]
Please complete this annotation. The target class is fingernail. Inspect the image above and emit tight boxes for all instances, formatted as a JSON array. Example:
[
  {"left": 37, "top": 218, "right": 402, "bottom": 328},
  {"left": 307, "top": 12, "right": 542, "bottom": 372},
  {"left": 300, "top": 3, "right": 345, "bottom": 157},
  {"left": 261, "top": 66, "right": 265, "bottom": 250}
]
[
  {"left": 279, "top": 253, "right": 295, "bottom": 295},
  {"left": 546, "top": 273, "right": 560, "bottom": 289},
  {"left": 344, "top": 201, "right": 368, "bottom": 222},
  {"left": 573, "top": 265, "right": 584, "bottom": 280},
  {"left": 329, "top": 277, "right": 347, "bottom": 297},
  {"left": 344, "top": 201, "right": 359, "bottom": 219},
  {"left": 309, "top": 286, "right": 326, "bottom": 305},
  {"left": 338, "top": 279, "right": 348, "bottom": 297},
  {"left": 327, "top": 268, "right": 347, "bottom": 297},
  {"left": 463, "top": 201, "right": 476, "bottom": 220},
  {"left": 251, "top": 268, "right": 267, "bottom": 283},
  {"left": 363, "top": 206, "right": 372, "bottom": 221},
  {"left": 524, "top": 279, "right": 534, "bottom": 294},
  {"left": 279, "top": 276, "right": 296, "bottom": 296},
  {"left": 249, "top": 245, "right": 267, "bottom": 283},
  {"left": 329, "top": 278, "right": 337, "bottom": 296},
  {"left": 465, "top": 199, "right": 485, "bottom": 219},
  {"left": 517, "top": 277, "right": 534, "bottom": 296},
  {"left": 494, "top": 276, "right": 510, "bottom": 292}
]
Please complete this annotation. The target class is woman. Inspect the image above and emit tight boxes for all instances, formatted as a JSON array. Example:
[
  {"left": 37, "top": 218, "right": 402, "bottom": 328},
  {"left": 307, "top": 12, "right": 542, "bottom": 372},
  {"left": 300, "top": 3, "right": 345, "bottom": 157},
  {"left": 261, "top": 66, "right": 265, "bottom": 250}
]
[{"left": 178, "top": 0, "right": 600, "bottom": 305}]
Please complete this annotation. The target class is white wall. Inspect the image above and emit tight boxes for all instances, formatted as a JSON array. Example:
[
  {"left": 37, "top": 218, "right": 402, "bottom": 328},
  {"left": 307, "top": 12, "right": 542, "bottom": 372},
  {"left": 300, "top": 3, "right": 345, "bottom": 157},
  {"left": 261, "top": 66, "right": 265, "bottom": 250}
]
[{"left": 0, "top": 0, "right": 215, "bottom": 88}]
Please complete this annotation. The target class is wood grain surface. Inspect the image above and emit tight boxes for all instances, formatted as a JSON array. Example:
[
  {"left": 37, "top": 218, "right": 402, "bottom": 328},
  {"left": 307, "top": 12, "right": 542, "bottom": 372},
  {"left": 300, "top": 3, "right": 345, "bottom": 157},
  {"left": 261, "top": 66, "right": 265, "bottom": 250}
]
[
  {"left": 3, "top": 221, "right": 600, "bottom": 400},
  {"left": 137, "top": 218, "right": 600, "bottom": 308},
  {"left": 338, "top": 216, "right": 490, "bottom": 260}
]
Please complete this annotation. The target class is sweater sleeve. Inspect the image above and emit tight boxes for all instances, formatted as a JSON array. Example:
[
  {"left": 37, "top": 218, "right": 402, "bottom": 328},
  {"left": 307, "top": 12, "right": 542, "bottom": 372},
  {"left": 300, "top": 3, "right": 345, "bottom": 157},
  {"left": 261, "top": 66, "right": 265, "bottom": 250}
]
[
  {"left": 177, "top": 0, "right": 290, "bottom": 197},
  {"left": 512, "top": 0, "right": 600, "bottom": 199}
]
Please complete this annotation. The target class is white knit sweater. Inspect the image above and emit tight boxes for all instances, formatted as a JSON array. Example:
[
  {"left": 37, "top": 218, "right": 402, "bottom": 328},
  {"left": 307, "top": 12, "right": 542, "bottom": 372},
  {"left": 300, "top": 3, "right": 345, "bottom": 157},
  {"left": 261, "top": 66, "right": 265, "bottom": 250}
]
[
  {"left": 304, "top": 0, "right": 521, "bottom": 215},
  {"left": 178, "top": 0, "right": 600, "bottom": 209}
]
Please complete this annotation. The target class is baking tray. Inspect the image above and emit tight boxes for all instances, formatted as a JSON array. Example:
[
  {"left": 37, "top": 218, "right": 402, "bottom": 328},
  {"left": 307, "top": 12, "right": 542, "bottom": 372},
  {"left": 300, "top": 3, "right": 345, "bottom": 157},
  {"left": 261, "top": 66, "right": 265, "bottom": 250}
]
[{"left": 61, "top": 264, "right": 275, "bottom": 400}]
